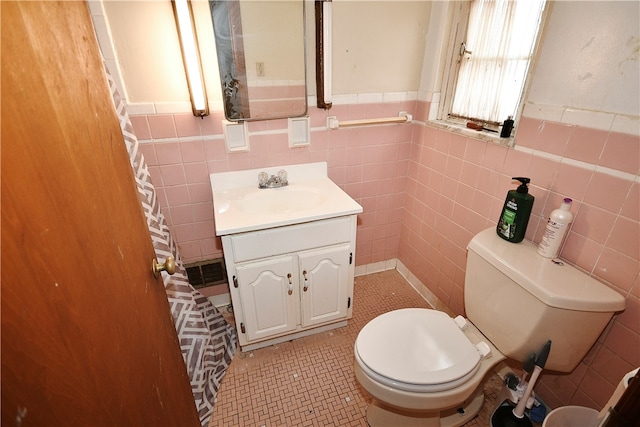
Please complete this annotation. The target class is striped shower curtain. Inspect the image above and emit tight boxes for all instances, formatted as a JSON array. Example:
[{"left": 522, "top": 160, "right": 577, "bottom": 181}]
[{"left": 104, "top": 66, "right": 237, "bottom": 426}]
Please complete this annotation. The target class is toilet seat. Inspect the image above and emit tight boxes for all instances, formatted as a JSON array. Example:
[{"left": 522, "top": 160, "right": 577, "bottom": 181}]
[{"left": 355, "top": 308, "right": 481, "bottom": 393}]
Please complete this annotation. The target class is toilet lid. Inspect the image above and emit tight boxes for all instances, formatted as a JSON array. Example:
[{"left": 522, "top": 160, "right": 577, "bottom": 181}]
[{"left": 355, "top": 308, "right": 480, "bottom": 390}]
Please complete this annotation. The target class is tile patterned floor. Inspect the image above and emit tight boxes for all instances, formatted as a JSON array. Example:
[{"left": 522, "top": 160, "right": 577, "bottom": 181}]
[{"left": 210, "top": 269, "right": 506, "bottom": 427}]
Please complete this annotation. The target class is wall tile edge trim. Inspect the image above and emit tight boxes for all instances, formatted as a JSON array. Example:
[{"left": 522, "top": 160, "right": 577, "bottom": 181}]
[{"left": 524, "top": 102, "right": 639, "bottom": 136}]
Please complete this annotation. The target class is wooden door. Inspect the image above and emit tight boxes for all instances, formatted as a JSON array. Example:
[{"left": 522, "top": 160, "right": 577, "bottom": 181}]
[{"left": 1, "top": 2, "right": 200, "bottom": 426}]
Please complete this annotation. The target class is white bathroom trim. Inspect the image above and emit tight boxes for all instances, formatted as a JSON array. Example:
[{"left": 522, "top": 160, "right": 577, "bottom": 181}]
[
  {"left": 208, "top": 292, "right": 231, "bottom": 309},
  {"left": 355, "top": 258, "right": 439, "bottom": 310}
]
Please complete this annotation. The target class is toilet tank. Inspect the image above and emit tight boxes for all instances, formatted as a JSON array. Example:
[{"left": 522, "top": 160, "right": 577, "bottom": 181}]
[{"left": 464, "top": 228, "right": 625, "bottom": 373}]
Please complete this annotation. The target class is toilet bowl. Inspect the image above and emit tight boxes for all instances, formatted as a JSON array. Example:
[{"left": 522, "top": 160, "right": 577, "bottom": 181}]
[
  {"left": 354, "top": 309, "right": 505, "bottom": 426},
  {"left": 355, "top": 227, "right": 626, "bottom": 427}
]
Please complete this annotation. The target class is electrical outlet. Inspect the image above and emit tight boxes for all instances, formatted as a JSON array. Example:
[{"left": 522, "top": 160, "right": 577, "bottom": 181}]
[{"left": 256, "top": 62, "right": 265, "bottom": 77}]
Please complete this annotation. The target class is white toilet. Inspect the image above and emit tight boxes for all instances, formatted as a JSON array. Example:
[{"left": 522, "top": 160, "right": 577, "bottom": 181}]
[{"left": 354, "top": 227, "right": 626, "bottom": 427}]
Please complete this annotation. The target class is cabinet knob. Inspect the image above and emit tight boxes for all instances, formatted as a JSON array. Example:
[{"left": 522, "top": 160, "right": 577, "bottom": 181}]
[{"left": 303, "top": 270, "right": 309, "bottom": 292}]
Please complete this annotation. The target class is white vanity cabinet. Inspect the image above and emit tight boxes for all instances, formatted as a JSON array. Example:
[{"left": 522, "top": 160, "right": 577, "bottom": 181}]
[
  {"left": 211, "top": 162, "right": 363, "bottom": 351},
  {"left": 234, "top": 254, "right": 299, "bottom": 343},
  {"left": 222, "top": 215, "right": 357, "bottom": 351},
  {"left": 298, "top": 243, "right": 351, "bottom": 328}
]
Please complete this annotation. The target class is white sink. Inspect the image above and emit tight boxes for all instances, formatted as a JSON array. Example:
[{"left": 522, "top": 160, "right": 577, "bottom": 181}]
[
  {"left": 237, "top": 186, "right": 326, "bottom": 215},
  {"left": 211, "top": 162, "right": 363, "bottom": 235}
]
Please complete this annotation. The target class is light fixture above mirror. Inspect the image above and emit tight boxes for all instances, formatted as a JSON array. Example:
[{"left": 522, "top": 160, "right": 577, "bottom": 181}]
[{"left": 172, "top": 0, "right": 209, "bottom": 117}]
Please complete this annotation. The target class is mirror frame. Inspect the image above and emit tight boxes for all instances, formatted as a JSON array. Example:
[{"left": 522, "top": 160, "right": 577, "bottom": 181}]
[{"left": 315, "top": 0, "right": 332, "bottom": 110}]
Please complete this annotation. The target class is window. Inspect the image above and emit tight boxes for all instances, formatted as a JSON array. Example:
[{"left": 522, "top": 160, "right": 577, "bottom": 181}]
[{"left": 442, "top": 0, "right": 547, "bottom": 126}]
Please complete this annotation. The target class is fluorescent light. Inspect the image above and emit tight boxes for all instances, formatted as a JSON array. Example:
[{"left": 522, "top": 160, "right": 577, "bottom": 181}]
[{"left": 173, "top": 0, "right": 209, "bottom": 117}]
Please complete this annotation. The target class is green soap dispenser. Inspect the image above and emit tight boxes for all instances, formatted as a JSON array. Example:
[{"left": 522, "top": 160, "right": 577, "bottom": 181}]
[{"left": 497, "top": 177, "right": 534, "bottom": 243}]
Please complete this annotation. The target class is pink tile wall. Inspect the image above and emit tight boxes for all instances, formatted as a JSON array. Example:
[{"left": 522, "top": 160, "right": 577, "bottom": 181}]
[
  {"left": 130, "top": 100, "right": 415, "bottom": 267},
  {"left": 131, "top": 99, "right": 638, "bottom": 411},
  {"left": 401, "top": 103, "right": 639, "bottom": 411}
]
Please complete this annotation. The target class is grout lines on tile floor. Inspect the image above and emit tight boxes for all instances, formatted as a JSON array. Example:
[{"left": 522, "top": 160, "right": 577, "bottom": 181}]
[{"left": 210, "top": 269, "right": 504, "bottom": 427}]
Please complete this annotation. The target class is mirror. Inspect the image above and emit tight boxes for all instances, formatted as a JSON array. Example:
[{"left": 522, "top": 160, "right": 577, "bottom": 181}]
[{"left": 209, "top": 0, "right": 307, "bottom": 121}]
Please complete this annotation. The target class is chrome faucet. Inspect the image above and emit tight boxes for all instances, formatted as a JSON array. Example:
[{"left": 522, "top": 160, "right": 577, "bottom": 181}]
[{"left": 258, "top": 169, "right": 288, "bottom": 189}]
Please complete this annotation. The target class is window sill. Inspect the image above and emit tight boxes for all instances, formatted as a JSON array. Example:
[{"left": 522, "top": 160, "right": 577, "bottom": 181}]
[{"left": 426, "top": 119, "right": 515, "bottom": 148}]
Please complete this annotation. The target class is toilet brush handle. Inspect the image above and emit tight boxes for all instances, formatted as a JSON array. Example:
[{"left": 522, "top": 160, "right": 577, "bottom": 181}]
[
  {"left": 513, "top": 340, "right": 552, "bottom": 419},
  {"left": 513, "top": 366, "right": 541, "bottom": 418},
  {"left": 521, "top": 353, "right": 536, "bottom": 383}
]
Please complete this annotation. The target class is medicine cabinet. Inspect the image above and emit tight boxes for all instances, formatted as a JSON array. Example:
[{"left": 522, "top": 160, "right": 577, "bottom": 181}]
[{"left": 208, "top": 0, "right": 308, "bottom": 121}]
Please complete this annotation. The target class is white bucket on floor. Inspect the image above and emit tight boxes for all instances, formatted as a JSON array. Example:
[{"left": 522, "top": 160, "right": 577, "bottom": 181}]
[{"left": 542, "top": 406, "right": 599, "bottom": 427}]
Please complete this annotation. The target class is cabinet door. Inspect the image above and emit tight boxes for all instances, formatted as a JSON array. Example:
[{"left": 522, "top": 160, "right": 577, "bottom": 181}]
[
  {"left": 236, "top": 255, "right": 299, "bottom": 342},
  {"left": 299, "top": 244, "right": 351, "bottom": 328}
]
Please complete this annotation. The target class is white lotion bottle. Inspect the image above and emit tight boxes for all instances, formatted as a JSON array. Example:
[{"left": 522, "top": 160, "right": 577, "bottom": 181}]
[{"left": 538, "top": 198, "right": 574, "bottom": 258}]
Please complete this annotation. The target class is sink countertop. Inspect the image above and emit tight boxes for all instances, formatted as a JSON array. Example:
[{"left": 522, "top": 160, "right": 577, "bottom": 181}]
[{"left": 210, "top": 162, "right": 363, "bottom": 236}]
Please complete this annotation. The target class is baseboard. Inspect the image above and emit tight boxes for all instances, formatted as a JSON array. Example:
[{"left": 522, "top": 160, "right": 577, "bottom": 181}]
[
  {"left": 355, "top": 258, "right": 441, "bottom": 310},
  {"left": 207, "top": 293, "right": 231, "bottom": 308}
]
